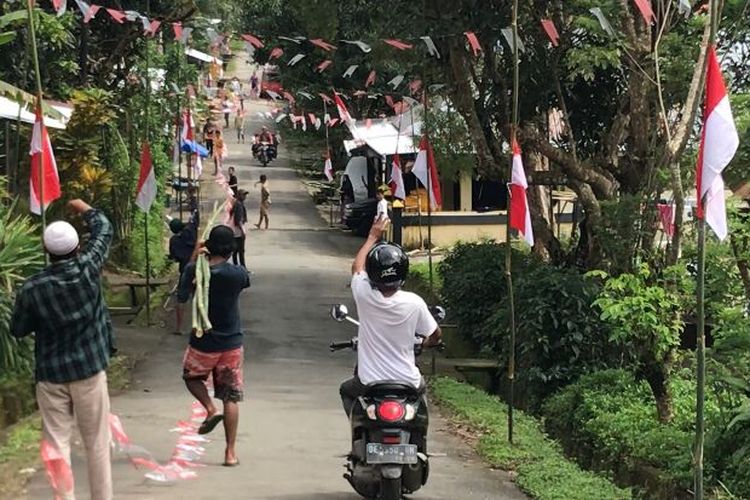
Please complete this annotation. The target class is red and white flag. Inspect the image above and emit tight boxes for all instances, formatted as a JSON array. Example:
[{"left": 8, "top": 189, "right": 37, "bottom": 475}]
[
  {"left": 389, "top": 154, "right": 406, "bottom": 200},
  {"left": 52, "top": 0, "right": 67, "bottom": 16},
  {"left": 29, "top": 111, "right": 61, "bottom": 215},
  {"left": 324, "top": 156, "right": 334, "bottom": 182},
  {"left": 412, "top": 136, "right": 442, "bottom": 210},
  {"left": 181, "top": 109, "right": 194, "bottom": 143},
  {"left": 696, "top": 46, "right": 739, "bottom": 241},
  {"left": 334, "top": 91, "right": 359, "bottom": 139},
  {"left": 509, "top": 140, "right": 534, "bottom": 246},
  {"left": 135, "top": 142, "right": 157, "bottom": 212}
]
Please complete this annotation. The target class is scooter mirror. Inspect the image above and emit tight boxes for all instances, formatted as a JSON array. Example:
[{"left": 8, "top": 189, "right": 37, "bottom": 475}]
[
  {"left": 430, "top": 305, "right": 446, "bottom": 323},
  {"left": 330, "top": 304, "right": 349, "bottom": 322}
]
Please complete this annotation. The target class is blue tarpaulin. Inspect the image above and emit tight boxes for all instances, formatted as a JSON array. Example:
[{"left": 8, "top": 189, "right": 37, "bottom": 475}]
[{"left": 181, "top": 140, "right": 209, "bottom": 157}]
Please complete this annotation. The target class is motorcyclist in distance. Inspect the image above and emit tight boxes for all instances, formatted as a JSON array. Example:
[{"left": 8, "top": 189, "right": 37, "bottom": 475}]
[{"left": 339, "top": 217, "right": 442, "bottom": 415}]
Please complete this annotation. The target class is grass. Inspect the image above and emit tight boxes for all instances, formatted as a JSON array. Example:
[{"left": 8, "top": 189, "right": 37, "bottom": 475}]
[
  {"left": 430, "top": 377, "right": 631, "bottom": 500},
  {"left": 0, "top": 417, "right": 41, "bottom": 500}
]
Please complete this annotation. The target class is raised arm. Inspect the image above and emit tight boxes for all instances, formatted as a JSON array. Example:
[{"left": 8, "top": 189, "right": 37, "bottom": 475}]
[
  {"left": 352, "top": 217, "right": 389, "bottom": 274},
  {"left": 69, "top": 199, "right": 113, "bottom": 271}
]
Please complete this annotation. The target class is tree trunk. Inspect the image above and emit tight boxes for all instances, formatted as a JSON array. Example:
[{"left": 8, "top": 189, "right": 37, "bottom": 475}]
[{"left": 642, "top": 358, "right": 674, "bottom": 423}]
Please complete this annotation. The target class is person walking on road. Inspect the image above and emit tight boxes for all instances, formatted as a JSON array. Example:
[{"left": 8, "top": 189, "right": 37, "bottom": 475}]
[
  {"left": 168, "top": 211, "right": 199, "bottom": 335},
  {"left": 11, "top": 199, "right": 115, "bottom": 500},
  {"left": 227, "top": 166, "right": 239, "bottom": 197},
  {"left": 178, "top": 225, "right": 250, "bottom": 467},
  {"left": 254, "top": 174, "right": 271, "bottom": 230},
  {"left": 203, "top": 119, "right": 216, "bottom": 157},
  {"left": 213, "top": 129, "right": 226, "bottom": 176},
  {"left": 230, "top": 190, "right": 249, "bottom": 268},
  {"left": 222, "top": 97, "right": 233, "bottom": 128},
  {"left": 250, "top": 74, "right": 259, "bottom": 99}
]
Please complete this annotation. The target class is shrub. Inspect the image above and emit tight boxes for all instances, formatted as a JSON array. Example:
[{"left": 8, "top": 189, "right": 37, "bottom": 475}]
[
  {"left": 439, "top": 241, "right": 536, "bottom": 350},
  {"left": 542, "top": 369, "right": 721, "bottom": 497}
]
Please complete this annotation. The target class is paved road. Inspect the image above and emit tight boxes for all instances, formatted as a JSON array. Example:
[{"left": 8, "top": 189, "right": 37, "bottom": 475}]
[{"left": 26, "top": 86, "right": 525, "bottom": 500}]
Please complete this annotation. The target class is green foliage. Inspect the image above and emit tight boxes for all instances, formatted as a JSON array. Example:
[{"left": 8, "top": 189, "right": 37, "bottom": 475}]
[
  {"left": 591, "top": 265, "right": 687, "bottom": 363},
  {"left": 0, "top": 179, "right": 42, "bottom": 374},
  {"left": 425, "top": 103, "right": 475, "bottom": 181},
  {"left": 439, "top": 241, "right": 535, "bottom": 352},
  {"left": 431, "top": 377, "right": 630, "bottom": 500},
  {"left": 542, "top": 369, "right": 716, "bottom": 497},
  {"left": 485, "top": 263, "right": 620, "bottom": 409}
]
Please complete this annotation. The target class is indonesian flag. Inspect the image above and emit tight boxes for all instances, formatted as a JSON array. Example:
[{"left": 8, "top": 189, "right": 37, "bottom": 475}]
[
  {"left": 29, "top": 111, "right": 61, "bottom": 215},
  {"left": 389, "top": 154, "right": 406, "bottom": 200},
  {"left": 412, "top": 136, "right": 442, "bottom": 209},
  {"left": 696, "top": 46, "right": 739, "bottom": 241},
  {"left": 135, "top": 141, "right": 157, "bottom": 212},
  {"left": 509, "top": 140, "right": 534, "bottom": 246},
  {"left": 334, "top": 91, "right": 358, "bottom": 139},
  {"left": 181, "top": 109, "right": 194, "bottom": 143},
  {"left": 324, "top": 157, "right": 334, "bottom": 182}
]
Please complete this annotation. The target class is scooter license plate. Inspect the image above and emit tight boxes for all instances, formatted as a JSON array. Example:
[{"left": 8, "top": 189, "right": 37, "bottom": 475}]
[{"left": 366, "top": 443, "right": 418, "bottom": 464}]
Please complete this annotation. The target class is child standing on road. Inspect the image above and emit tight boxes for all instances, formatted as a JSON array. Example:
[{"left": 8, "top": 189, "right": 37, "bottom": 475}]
[
  {"left": 234, "top": 111, "right": 246, "bottom": 143},
  {"left": 376, "top": 187, "right": 389, "bottom": 221},
  {"left": 254, "top": 175, "right": 271, "bottom": 230},
  {"left": 213, "top": 130, "right": 226, "bottom": 176}
]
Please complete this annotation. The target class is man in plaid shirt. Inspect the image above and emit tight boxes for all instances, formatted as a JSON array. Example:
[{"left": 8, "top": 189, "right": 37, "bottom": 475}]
[{"left": 11, "top": 199, "right": 114, "bottom": 500}]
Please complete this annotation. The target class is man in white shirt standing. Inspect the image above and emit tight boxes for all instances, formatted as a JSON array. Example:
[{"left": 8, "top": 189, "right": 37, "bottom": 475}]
[{"left": 340, "top": 218, "right": 442, "bottom": 415}]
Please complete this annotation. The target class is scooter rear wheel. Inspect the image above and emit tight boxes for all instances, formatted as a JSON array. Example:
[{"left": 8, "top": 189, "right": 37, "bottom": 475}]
[{"left": 378, "top": 477, "right": 402, "bottom": 500}]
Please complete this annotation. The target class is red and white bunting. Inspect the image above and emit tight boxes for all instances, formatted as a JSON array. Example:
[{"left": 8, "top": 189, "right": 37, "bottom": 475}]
[
  {"left": 106, "top": 8, "right": 126, "bottom": 23},
  {"left": 172, "top": 22, "right": 183, "bottom": 40},
  {"left": 316, "top": 60, "right": 333, "bottom": 73},
  {"left": 29, "top": 111, "right": 62, "bottom": 215},
  {"left": 389, "top": 154, "right": 406, "bottom": 200},
  {"left": 365, "top": 70, "right": 376, "bottom": 88},
  {"left": 412, "top": 136, "right": 442, "bottom": 210},
  {"left": 145, "top": 20, "right": 161, "bottom": 36},
  {"left": 309, "top": 38, "right": 337, "bottom": 51},
  {"left": 383, "top": 39, "right": 413, "bottom": 50},
  {"left": 269, "top": 47, "right": 284, "bottom": 60},
  {"left": 541, "top": 19, "right": 560, "bottom": 46},
  {"left": 241, "top": 33, "right": 264, "bottom": 49},
  {"left": 51, "top": 0, "right": 67, "bottom": 16},
  {"left": 509, "top": 140, "right": 534, "bottom": 246},
  {"left": 319, "top": 93, "right": 333, "bottom": 105},
  {"left": 633, "top": 0, "right": 655, "bottom": 24},
  {"left": 464, "top": 31, "right": 482, "bottom": 56},
  {"left": 657, "top": 203, "right": 675, "bottom": 238},
  {"left": 696, "top": 45, "right": 739, "bottom": 241}
]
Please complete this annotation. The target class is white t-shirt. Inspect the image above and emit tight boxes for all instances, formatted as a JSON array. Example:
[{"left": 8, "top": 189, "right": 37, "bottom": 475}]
[
  {"left": 351, "top": 272, "right": 438, "bottom": 388},
  {"left": 376, "top": 199, "right": 389, "bottom": 220}
]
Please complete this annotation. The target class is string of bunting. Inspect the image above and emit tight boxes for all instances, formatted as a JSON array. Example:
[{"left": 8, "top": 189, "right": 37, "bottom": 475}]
[{"left": 46, "top": 0, "right": 698, "bottom": 81}]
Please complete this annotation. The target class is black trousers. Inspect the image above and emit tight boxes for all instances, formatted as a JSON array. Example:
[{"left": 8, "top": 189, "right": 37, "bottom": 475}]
[
  {"left": 339, "top": 374, "right": 426, "bottom": 416},
  {"left": 233, "top": 236, "right": 246, "bottom": 268}
]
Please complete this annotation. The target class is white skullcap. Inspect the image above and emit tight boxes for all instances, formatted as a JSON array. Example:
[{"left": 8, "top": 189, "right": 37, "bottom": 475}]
[{"left": 43, "top": 221, "right": 80, "bottom": 256}]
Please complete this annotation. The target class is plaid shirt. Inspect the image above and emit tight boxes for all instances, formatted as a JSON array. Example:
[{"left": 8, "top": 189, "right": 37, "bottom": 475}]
[{"left": 11, "top": 210, "right": 114, "bottom": 383}]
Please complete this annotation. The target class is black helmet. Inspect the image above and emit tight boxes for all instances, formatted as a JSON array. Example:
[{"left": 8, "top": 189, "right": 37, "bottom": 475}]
[{"left": 365, "top": 243, "right": 409, "bottom": 289}]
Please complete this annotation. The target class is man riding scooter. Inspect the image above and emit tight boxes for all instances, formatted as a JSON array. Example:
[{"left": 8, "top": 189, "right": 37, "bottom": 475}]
[
  {"left": 252, "top": 126, "right": 278, "bottom": 163},
  {"left": 339, "top": 216, "right": 442, "bottom": 416}
]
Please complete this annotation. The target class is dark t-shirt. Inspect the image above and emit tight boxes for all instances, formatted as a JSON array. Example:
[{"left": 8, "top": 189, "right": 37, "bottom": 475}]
[{"left": 178, "top": 261, "right": 250, "bottom": 352}]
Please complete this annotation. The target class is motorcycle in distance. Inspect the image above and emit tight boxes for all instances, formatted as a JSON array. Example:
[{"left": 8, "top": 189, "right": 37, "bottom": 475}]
[
  {"left": 329, "top": 303, "right": 446, "bottom": 500},
  {"left": 252, "top": 136, "right": 277, "bottom": 167}
]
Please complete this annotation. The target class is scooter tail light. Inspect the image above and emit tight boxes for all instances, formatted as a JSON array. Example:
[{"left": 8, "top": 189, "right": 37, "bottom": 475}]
[
  {"left": 366, "top": 404, "right": 377, "bottom": 420},
  {"left": 404, "top": 403, "right": 418, "bottom": 421},
  {"left": 377, "top": 401, "right": 405, "bottom": 422}
]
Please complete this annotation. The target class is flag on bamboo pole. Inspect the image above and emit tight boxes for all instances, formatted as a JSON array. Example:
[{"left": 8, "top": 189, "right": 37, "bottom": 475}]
[
  {"left": 696, "top": 46, "right": 739, "bottom": 241},
  {"left": 29, "top": 111, "right": 61, "bottom": 215},
  {"left": 135, "top": 142, "right": 157, "bottom": 212},
  {"left": 334, "top": 92, "right": 355, "bottom": 131},
  {"left": 389, "top": 154, "right": 406, "bottom": 200},
  {"left": 509, "top": 140, "right": 534, "bottom": 246},
  {"left": 324, "top": 156, "right": 334, "bottom": 182},
  {"left": 412, "top": 136, "right": 442, "bottom": 209}
]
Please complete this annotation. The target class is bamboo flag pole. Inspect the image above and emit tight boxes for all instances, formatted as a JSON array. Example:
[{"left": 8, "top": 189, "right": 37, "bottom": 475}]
[
  {"left": 143, "top": 7, "right": 152, "bottom": 326},
  {"left": 506, "top": 0, "right": 521, "bottom": 445},
  {"left": 695, "top": 2, "right": 719, "bottom": 497},
  {"left": 25, "top": 0, "right": 47, "bottom": 254}
]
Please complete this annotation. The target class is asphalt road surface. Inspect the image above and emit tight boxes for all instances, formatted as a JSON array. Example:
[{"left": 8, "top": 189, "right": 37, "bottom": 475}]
[{"left": 25, "top": 92, "right": 525, "bottom": 500}]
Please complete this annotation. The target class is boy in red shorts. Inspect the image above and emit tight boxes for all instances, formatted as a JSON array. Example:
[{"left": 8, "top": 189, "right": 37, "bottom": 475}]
[{"left": 178, "top": 225, "right": 250, "bottom": 466}]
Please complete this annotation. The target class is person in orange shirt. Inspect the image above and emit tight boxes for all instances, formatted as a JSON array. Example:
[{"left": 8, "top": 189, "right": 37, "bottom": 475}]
[{"left": 213, "top": 130, "right": 226, "bottom": 176}]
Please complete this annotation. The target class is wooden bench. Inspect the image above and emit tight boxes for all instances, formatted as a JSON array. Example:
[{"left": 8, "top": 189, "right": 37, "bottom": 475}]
[
  {"left": 107, "top": 277, "right": 171, "bottom": 324},
  {"left": 420, "top": 356, "right": 502, "bottom": 392}
]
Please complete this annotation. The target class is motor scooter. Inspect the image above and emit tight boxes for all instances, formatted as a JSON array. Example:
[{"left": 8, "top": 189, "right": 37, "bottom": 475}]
[{"left": 329, "top": 304, "right": 445, "bottom": 500}]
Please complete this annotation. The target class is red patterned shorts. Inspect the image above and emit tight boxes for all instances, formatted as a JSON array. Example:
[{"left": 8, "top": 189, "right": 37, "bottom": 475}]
[{"left": 182, "top": 346, "right": 244, "bottom": 402}]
